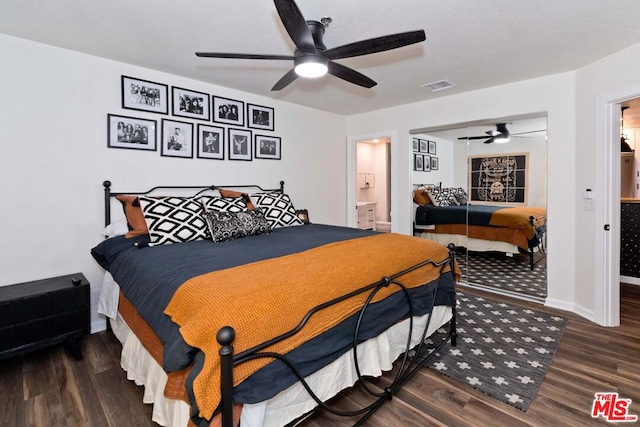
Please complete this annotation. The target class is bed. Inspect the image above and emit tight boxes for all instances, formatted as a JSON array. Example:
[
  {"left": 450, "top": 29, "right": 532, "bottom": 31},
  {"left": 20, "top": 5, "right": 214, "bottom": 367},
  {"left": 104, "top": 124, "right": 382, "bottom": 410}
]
[
  {"left": 93, "top": 180, "right": 459, "bottom": 427},
  {"left": 412, "top": 185, "right": 546, "bottom": 270}
]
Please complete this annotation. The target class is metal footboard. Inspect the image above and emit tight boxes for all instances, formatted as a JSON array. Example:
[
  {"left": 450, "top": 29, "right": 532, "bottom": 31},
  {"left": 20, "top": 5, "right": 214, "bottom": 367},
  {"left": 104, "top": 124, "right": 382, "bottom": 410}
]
[{"left": 217, "top": 244, "right": 458, "bottom": 427}]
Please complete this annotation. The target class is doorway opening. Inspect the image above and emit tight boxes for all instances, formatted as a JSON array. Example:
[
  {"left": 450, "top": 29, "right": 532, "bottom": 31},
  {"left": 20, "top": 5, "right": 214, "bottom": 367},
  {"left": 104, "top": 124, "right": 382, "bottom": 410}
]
[
  {"left": 595, "top": 85, "right": 640, "bottom": 327},
  {"left": 347, "top": 131, "right": 398, "bottom": 233},
  {"left": 356, "top": 138, "right": 391, "bottom": 232}
]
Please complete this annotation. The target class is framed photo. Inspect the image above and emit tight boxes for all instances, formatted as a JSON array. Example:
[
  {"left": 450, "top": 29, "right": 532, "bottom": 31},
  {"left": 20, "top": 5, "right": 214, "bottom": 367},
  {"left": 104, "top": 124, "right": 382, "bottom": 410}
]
[
  {"left": 412, "top": 138, "right": 419, "bottom": 152},
  {"left": 172, "top": 87, "right": 210, "bottom": 121},
  {"left": 213, "top": 96, "right": 245, "bottom": 126},
  {"left": 197, "top": 124, "right": 224, "bottom": 160},
  {"left": 107, "top": 114, "right": 157, "bottom": 151},
  {"left": 423, "top": 154, "right": 431, "bottom": 172},
  {"left": 419, "top": 139, "right": 428, "bottom": 153},
  {"left": 255, "top": 135, "right": 281, "bottom": 160},
  {"left": 161, "top": 119, "right": 193, "bottom": 158},
  {"left": 247, "top": 103, "right": 274, "bottom": 131},
  {"left": 431, "top": 156, "right": 439, "bottom": 170},
  {"left": 121, "top": 76, "right": 168, "bottom": 114},
  {"left": 228, "top": 128, "right": 252, "bottom": 161},
  {"left": 414, "top": 153, "right": 424, "bottom": 171},
  {"left": 428, "top": 140, "right": 437, "bottom": 155}
]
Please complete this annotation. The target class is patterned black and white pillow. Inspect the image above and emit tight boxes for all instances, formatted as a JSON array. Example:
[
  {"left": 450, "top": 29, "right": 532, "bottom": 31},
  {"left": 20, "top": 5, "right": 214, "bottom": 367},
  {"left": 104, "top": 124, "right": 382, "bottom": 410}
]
[
  {"left": 205, "top": 208, "right": 271, "bottom": 243},
  {"left": 427, "top": 188, "right": 460, "bottom": 207},
  {"left": 198, "top": 195, "right": 248, "bottom": 213},
  {"left": 452, "top": 187, "right": 468, "bottom": 205},
  {"left": 250, "top": 193, "right": 304, "bottom": 229},
  {"left": 138, "top": 196, "right": 208, "bottom": 246}
]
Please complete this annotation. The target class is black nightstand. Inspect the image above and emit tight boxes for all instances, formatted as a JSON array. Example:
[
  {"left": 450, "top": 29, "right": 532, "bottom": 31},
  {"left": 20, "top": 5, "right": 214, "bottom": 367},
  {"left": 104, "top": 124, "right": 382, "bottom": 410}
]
[{"left": 0, "top": 273, "right": 90, "bottom": 361}]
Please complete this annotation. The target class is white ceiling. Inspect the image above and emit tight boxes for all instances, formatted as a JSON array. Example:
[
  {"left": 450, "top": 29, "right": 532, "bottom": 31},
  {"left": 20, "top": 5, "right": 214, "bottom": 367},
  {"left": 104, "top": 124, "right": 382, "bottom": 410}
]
[{"left": 2, "top": 0, "right": 640, "bottom": 116}]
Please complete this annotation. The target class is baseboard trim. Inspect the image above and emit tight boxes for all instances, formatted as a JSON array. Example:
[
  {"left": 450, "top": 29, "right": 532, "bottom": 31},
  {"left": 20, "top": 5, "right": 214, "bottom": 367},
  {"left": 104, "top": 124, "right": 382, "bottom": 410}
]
[
  {"left": 458, "top": 281, "right": 545, "bottom": 304},
  {"left": 545, "top": 298, "right": 594, "bottom": 323},
  {"left": 620, "top": 275, "right": 640, "bottom": 286}
]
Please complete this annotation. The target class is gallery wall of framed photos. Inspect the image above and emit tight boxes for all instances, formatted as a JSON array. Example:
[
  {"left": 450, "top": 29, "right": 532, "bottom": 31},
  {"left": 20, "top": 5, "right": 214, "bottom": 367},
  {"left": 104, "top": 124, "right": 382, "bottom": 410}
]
[
  {"left": 110, "top": 75, "right": 282, "bottom": 161},
  {"left": 412, "top": 137, "right": 438, "bottom": 172}
]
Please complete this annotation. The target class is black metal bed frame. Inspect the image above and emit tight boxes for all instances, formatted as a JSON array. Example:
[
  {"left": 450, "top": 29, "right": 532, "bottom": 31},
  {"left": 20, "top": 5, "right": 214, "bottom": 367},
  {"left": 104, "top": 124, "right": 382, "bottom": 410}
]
[
  {"left": 102, "top": 179, "right": 284, "bottom": 228},
  {"left": 102, "top": 180, "right": 458, "bottom": 427}
]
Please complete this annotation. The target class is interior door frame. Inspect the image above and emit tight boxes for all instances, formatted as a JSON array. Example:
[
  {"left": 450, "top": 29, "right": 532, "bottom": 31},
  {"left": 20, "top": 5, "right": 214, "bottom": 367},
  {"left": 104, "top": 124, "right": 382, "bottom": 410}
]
[
  {"left": 594, "top": 84, "right": 640, "bottom": 326},
  {"left": 347, "top": 130, "right": 398, "bottom": 232}
]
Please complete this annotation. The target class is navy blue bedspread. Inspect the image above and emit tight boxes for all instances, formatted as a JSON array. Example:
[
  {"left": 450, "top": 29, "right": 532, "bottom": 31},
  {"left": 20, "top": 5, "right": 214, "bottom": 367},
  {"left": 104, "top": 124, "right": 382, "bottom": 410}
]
[
  {"left": 415, "top": 204, "right": 504, "bottom": 226},
  {"left": 91, "top": 224, "right": 456, "bottom": 424}
]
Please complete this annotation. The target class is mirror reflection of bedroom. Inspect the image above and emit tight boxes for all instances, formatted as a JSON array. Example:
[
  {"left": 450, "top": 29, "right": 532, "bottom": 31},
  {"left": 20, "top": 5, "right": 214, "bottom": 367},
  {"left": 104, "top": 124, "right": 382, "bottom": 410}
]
[{"left": 411, "top": 115, "right": 548, "bottom": 301}]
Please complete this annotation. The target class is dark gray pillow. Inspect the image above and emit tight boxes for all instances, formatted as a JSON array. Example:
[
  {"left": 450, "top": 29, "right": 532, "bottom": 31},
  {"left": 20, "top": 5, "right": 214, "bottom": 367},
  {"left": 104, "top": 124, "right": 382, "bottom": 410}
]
[
  {"left": 452, "top": 187, "right": 468, "bottom": 205},
  {"left": 204, "top": 208, "right": 271, "bottom": 243}
]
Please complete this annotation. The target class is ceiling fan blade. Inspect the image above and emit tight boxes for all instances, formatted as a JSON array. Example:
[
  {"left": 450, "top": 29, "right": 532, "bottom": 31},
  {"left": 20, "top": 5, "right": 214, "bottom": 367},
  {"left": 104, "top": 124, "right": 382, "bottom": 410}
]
[
  {"left": 457, "top": 135, "right": 493, "bottom": 140},
  {"left": 483, "top": 137, "right": 495, "bottom": 144},
  {"left": 274, "top": 0, "right": 315, "bottom": 53},
  {"left": 271, "top": 69, "right": 299, "bottom": 91},
  {"left": 324, "top": 30, "right": 426, "bottom": 60},
  {"left": 327, "top": 62, "right": 377, "bottom": 88},
  {"left": 511, "top": 129, "right": 546, "bottom": 136},
  {"left": 196, "top": 52, "right": 294, "bottom": 60}
]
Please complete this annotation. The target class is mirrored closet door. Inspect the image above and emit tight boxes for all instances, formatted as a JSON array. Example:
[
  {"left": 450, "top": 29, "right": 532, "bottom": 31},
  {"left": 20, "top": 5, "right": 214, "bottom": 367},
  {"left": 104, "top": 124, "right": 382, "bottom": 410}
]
[{"left": 411, "top": 115, "right": 548, "bottom": 300}]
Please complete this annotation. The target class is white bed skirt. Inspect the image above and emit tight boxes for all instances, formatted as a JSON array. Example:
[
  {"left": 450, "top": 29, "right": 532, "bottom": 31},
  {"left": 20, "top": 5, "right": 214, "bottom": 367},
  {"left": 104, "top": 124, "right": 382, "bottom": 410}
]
[
  {"left": 110, "top": 305, "right": 452, "bottom": 427},
  {"left": 414, "top": 230, "right": 520, "bottom": 254}
]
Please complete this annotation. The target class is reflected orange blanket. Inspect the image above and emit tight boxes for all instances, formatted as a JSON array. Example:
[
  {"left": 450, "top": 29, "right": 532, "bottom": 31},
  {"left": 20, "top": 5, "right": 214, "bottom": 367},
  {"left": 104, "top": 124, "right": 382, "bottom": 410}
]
[
  {"left": 164, "top": 233, "right": 456, "bottom": 421},
  {"left": 489, "top": 207, "right": 546, "bottom": 239}
]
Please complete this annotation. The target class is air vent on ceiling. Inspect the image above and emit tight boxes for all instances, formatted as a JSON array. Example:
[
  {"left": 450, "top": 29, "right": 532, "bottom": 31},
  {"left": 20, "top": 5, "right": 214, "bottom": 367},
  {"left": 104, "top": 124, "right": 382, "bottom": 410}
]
[{"left": 420, "top": 79, "right": 455, "bottom": 92}]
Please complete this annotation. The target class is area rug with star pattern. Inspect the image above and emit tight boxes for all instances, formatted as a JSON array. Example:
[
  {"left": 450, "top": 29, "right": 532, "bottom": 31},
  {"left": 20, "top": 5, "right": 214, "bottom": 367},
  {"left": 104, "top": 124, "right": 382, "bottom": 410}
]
[{"left": 416, "top": 291, "right": 566, "bottom": 411}]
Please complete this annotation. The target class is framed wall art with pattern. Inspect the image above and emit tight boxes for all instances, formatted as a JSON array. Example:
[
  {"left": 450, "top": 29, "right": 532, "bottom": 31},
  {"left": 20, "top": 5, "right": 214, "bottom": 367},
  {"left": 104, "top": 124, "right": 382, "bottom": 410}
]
[{"left": 468, "top": 153, "right": 528, "bottom": 204}]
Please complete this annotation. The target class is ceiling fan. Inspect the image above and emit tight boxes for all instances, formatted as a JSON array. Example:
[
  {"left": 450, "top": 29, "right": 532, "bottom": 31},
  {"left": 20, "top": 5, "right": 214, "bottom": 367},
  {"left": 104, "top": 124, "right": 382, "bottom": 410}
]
[
  {"left": 457, "top": 123, "right": 545, "bottom": 144},
  {"left": 195, "top": 0, "right": 426, "bottom": 91}
]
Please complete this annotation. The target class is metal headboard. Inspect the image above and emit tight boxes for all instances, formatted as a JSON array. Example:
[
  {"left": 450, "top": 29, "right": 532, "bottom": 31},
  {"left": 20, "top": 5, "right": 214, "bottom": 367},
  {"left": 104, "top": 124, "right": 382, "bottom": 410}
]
[
  {"left": 102, "top": 180, "right": 284, "bottom": 227},
  {"left": 413, "top": 182, "right": 442, "bottom": 190}
]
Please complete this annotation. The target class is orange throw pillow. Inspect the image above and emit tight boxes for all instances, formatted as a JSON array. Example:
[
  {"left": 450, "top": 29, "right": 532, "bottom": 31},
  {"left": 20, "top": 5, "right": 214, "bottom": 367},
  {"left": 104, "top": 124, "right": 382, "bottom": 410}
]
[
  {"left": 116, "top": 195, "right": 149, "bottom": 238},
  {"left": 413, "top": 189, "right": 432, "bottom": 206},
  {"left": 219, "top": 189, "right": 255, "bottom": 210}
]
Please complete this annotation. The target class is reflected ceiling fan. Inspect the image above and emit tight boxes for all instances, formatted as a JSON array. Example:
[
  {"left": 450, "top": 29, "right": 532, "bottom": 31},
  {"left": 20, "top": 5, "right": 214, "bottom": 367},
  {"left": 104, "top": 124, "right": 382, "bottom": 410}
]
[
  {"left": 457, "top": 123, "right": 545, "bottom": 144},
  {"left": 195, "top": 0, "right": 426, "bottom": 91}
]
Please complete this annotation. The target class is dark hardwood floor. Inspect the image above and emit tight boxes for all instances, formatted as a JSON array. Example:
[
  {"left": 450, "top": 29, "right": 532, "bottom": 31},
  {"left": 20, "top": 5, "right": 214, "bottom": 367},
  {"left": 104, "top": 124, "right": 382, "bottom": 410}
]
[{"left": 1, "top": 284, "right": 638, "bottom": 427}]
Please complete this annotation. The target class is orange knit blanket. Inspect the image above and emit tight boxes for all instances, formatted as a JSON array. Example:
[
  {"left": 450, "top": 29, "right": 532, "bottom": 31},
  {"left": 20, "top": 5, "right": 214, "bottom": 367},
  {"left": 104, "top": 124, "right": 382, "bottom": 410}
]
[
  {"left": 164, "top": 233, "right": 456, "bottom": 420},
  {"left": 489, "top": 207, "right": 546, "bottom": 239}
]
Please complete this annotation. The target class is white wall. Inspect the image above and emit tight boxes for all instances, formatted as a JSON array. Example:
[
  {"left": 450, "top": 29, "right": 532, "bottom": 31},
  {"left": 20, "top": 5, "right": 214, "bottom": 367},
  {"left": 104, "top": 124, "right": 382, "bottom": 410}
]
[
  {"left": 0, "top": 34, "right": 347, "bottom": 332},
  {"left": 346, "top": 73, "right": 577, "bottom": 314}
]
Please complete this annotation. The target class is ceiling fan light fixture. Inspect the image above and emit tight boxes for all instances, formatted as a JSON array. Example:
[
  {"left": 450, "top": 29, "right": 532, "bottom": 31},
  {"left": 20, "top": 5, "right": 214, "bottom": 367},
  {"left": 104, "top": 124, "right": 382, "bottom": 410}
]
[
  {"left": 493, "top": 135, "right": 510, "bottom": 144},
  {"left": 294, "top": 56, "right": 328, "bottom": 78}
]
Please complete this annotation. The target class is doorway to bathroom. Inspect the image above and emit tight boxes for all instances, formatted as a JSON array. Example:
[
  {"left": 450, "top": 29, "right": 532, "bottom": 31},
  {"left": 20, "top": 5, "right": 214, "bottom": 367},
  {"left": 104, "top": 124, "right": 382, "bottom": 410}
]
[{"left": 355, "top": 138, "right": 391, "bottom": 232}]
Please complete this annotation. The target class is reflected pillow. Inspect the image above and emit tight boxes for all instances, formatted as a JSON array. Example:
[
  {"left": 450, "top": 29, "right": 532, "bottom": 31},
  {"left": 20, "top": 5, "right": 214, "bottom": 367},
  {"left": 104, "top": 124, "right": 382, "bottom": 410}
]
[
  {"left": 413, "top": 189, "right": 432, "bottom": 206},
  {"left": 452, "top": 187, "right": 468, "bottom": 205},
  {"left": 427, "top": 188, "right": 460, "bottom": 207}
]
